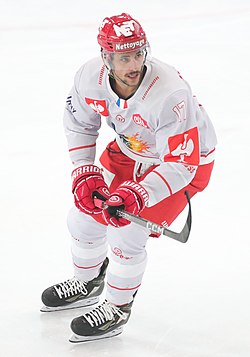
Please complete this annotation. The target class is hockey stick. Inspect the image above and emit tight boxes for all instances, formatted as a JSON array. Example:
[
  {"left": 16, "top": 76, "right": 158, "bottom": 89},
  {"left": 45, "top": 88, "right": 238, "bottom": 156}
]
[{"left": 94, "top": 190, "right": 192, "bottom": 243}]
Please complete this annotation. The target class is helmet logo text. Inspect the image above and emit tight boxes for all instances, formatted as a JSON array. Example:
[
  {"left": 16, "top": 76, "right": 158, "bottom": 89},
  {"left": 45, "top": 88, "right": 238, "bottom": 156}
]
[
  {"left": 113, "top": 20, "right": 135, "bottom": 37},
  {"left": 115, "top": 39, "right": 145, "bottom": 51}
]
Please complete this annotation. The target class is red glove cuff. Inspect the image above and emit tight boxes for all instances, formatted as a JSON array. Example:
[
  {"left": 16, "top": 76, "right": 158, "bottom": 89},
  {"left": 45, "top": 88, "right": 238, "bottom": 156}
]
[
  {"left": 71, "top": 164, "right": 110, "bottom": 216},
  {"left": 118, "top": 180, "right": 149, "bottom": 209},
  {"left": 72, "top": 165, "right": 103, "bottom": 191}
]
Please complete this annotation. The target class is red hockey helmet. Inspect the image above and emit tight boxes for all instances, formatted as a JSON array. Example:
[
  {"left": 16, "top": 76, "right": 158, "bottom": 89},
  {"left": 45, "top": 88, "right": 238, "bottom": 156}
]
[{"left": 97, "top": 13, "right": 147, "bottom": 53}]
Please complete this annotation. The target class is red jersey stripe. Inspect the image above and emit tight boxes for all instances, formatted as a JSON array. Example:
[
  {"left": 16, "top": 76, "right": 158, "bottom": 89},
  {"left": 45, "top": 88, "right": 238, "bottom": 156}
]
[
  {"left": 152, "top": 170, "right": 173, "bottom": 195},
  {"left": 201, "top": 148, "right": 216, "bottom": 158},
  {"left": 69, "top": 143, "right": 96, "bottom": 152}
]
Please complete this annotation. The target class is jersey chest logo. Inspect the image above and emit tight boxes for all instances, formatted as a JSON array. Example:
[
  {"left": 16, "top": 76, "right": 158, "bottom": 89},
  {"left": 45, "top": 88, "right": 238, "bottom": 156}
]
[
  {"left": 132, "top": 114, "right": 149, "bottom": 128},
  {"left": 164, "top": 127, "right": 200, "bottom": 165},
  {"left": 85, "top": 98, "right": 109, "bottom": 117}
]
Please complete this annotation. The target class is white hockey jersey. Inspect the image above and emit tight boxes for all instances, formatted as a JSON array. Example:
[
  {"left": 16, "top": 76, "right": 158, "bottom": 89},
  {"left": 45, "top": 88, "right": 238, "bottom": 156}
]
[{"left": 63, "top": 56, "right": 217, "bottom": 206}]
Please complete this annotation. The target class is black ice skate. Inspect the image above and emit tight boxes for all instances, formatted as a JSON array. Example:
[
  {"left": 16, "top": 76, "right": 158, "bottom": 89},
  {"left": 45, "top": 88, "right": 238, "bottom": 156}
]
[
  {"left": 69, "top": 299, "right": 133, "bottom": 343},
  {"left": 40, "top": 258, "right": 109, "bottom": 312}
]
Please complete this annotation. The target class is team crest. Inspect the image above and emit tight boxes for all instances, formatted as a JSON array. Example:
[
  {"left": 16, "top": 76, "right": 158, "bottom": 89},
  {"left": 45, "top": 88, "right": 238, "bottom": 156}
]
[{"left": 164, "top": 127, "right": 200, "bottom": 165}]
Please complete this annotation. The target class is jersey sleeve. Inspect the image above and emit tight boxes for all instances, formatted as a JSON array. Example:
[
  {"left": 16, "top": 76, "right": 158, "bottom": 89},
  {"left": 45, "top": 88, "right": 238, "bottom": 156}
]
[
  {"left": 141, "top": 89, "right": 200, "bottom": 206},
  {"left": 63, "top": 66, "right": 101, "bottom": 166}
]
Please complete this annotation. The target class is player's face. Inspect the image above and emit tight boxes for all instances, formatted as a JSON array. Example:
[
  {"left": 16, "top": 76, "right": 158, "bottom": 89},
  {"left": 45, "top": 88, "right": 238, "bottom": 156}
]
[{"left": 111, "top": 49, "right": 145, "bottom": 87}]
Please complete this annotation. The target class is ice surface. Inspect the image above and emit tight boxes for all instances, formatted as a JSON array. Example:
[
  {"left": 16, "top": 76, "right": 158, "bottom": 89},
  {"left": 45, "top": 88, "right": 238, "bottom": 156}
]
[{"left": 0, "top": 0, "right": 250, "bottom": 356}]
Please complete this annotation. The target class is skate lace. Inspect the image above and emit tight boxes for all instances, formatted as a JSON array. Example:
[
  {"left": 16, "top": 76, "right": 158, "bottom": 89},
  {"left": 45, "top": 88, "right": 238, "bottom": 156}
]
[
  {"left": 54, "top": 278, "right": 88, "bottom": 299},
  {"left": 83, "top": 300, "right": 127, "bottom": 327}
]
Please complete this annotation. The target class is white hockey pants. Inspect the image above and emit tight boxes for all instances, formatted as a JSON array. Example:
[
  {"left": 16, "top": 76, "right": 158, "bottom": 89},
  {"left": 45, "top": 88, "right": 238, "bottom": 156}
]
[{"left": 67, "top": 206, "right": 149, "bottom": 305}]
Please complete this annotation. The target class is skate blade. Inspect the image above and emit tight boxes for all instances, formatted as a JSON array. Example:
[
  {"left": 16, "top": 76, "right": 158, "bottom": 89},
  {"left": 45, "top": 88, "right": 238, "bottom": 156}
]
[
  {"left": 69, "top": 327, "right": 123, "bottom": 343},
  {"left": 40, "top": 296, "right": 99, "bottom": 312}
]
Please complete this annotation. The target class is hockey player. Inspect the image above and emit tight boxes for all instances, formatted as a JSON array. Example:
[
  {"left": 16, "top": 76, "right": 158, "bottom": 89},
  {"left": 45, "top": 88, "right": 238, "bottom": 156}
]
[{"left": 41, "top": 13, "right": 217, "bottom": 342}]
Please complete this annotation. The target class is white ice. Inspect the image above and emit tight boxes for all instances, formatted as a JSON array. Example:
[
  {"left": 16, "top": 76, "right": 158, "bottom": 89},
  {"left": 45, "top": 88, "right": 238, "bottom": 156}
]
[{"left": 0, "top": 0, "right": 250, "bottom": 356}]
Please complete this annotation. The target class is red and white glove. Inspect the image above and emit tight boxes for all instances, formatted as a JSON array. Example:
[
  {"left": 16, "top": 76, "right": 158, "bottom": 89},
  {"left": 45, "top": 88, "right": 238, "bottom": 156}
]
[
  {"left": 72, "top": 165, "right": 110, "bottom": 215},
  {"left": 102, "top": 180, "right": 149, "bottom": 227}
]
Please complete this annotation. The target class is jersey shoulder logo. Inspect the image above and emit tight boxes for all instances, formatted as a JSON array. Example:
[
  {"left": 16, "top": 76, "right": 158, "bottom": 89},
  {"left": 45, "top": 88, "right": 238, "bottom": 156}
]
[
  {"left": 164, "top": 127, "right": 200, "bottom": 165},
  {"left": 85, "top": 98, "right": 109, "bottom": 117}
]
